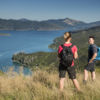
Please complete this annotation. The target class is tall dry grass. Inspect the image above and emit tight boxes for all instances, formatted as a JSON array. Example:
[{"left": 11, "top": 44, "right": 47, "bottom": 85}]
[{"left": 0, "top": 67, "right": 100, "bottom": 100}]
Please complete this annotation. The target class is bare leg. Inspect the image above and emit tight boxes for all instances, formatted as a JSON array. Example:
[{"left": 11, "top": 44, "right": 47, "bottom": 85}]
[
  {"left": 84, "top": 69, "right": 88, "bottom": 81},
  {"left": 72, "top": 79, "right": 80, "bottom": 91},
  {"left": 91, "top": 71, "right": 96, "bottom": 81},
  {"left": 59, "top": 78, "right": 65, "bottom": 91}
]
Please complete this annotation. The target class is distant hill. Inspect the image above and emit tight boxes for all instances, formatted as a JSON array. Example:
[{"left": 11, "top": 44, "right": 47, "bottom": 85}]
[
  {"left": 0, "top": 18, "right": 93, "bottom": 31},
  {"left": 88, "top": 21, "right": 100, "bottom": 27},
  {"left": 0, "top": 17, "right": 100, "bottom": 31}
]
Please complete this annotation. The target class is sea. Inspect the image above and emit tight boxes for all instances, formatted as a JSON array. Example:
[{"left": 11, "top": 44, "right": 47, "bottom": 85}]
[{"left": 0, "top": 30, "right": 64, "bottom": 75}]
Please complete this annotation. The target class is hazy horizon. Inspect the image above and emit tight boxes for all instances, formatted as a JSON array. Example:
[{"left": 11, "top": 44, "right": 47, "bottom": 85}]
[
  {"left": 0, "top": 17, "right": 100, "bottom": 24},
  {"left": 0, "top": 0, "right": 100, "bottom": 23}
]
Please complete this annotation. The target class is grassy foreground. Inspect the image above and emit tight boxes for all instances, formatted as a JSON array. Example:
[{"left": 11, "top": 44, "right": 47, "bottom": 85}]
[{"left": 0, "top": 68, "right": 100, "bottom": 100}]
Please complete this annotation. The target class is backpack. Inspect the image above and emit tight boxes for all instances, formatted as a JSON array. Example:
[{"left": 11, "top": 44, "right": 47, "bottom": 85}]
[
  {"left": 95, "top": 47, "right": 100, "bottom": 60},
  {"left": 59, "top": 44, "right": 74, "bottom": 67}
]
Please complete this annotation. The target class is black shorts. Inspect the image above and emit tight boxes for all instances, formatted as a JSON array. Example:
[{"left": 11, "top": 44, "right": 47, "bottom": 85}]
[
  {"left": 84, "top": 62, "right": 95, "bottom": 72},
  {"left": 59, "top": 63, "right": 76, "bottom": 79}
]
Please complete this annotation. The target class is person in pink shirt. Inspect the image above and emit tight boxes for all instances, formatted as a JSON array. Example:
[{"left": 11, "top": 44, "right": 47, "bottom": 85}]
[{"left": 58, "top": 32, "right": 80, "bottom": 91}]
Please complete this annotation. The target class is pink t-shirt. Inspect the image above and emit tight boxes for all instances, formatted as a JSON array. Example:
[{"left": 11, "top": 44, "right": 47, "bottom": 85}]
[{"left": 58, "top": 43, "right": 77, "bottom": 67}]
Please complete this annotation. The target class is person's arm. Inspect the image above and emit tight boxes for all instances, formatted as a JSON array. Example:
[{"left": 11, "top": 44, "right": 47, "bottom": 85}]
[
  {"left": 57, "top": 45, "right": 63, "bottom": 58},
  {"left": 89, "top": 45, "right": 97, "bottom": 63},
  {"left": 73, "top": 45, "right": 78, "bottom": 59},
  {"left": 74, "top": 51, "right": 78, "bottom": 59},
  {"left": 89, "top": 53, "right": 97, "bottom": 63}
]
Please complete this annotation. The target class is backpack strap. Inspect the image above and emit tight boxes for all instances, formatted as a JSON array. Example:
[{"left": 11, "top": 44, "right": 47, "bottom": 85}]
[
  {"left": 61, "top": 44, "right": 74, "bottom": 48},
  {"left": 69, "top": 44, "right": 74, "bottom": 48},
  {"left": 58, "top": 44, "right": 64, "bottom": 58},
  {"left": 61, "top": 44, "right": 64, "bottom": 48}
]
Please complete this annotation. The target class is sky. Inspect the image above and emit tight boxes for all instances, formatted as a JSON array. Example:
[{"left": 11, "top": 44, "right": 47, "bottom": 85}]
[{"left": 0, "top": 0, "right": 100, "bottom": 23}]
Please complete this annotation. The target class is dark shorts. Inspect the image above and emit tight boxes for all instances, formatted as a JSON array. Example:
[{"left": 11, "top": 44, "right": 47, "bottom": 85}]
[
  {"left": 84, "top": 62, "right": 95, "bottom": 72},
  {"left": 59, "top": 63, "right": 76, "bottom": 79}
]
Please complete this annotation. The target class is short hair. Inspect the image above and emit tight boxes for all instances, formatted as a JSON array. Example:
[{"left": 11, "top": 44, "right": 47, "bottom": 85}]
[
  {"left": 89, "top": 36, "right": 95, "bottom": 40},
  {"left": 64, "top": 31, "right": 71, "bottom": 41}
]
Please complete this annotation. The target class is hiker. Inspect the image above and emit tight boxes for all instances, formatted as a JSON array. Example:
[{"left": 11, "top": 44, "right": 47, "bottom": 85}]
[
  {"left": 83, "top": 36, "right": 97, "bottom": 83},
  {"left": 58, "top": 32, "right": 80, "bottom": 91}
]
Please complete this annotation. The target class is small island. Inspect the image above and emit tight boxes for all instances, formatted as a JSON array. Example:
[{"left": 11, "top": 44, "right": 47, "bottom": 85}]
[{"left": 0, "top": 33, "right": 10, "bottom": 36}]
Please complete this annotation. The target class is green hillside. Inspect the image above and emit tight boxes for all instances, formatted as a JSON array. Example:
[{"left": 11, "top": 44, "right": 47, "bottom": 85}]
[
  {"left": 49, "top": 26, "right": 100, "bottom": 49},
  {"left": 12, "top": 52, "right": 58, "bottom": 68},
  {"left": 12, "top": 26, "right": 100, "bottom": 70}
]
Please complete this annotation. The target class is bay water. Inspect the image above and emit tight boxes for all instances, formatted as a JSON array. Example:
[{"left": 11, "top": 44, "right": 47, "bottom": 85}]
[{"left": 0, "top": 30, "right": 63, "bottom": 74}]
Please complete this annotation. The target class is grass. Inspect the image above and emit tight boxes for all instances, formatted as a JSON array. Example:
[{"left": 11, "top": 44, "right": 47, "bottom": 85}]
[{"left": 0, "top": 67, "right": 100, "bottom": 100}]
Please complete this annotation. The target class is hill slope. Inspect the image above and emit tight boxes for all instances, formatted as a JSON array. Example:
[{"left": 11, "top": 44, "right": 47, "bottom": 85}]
[
  {"left": 49, "top": 25, "right": 100, "bottom": 49},
  {"left": 12, "top": 26, "right": 100, "bottom": 69}
]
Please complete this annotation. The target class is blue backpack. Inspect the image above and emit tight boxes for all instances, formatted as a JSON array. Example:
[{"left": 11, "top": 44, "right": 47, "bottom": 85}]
[{"left": 95, "top": 47, "right": 100, "bottom": 60}]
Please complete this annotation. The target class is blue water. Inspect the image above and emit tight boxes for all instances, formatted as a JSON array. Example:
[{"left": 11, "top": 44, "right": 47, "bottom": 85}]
[{"left": 0, "top": 30, "right": 63, "bottom": 74}]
